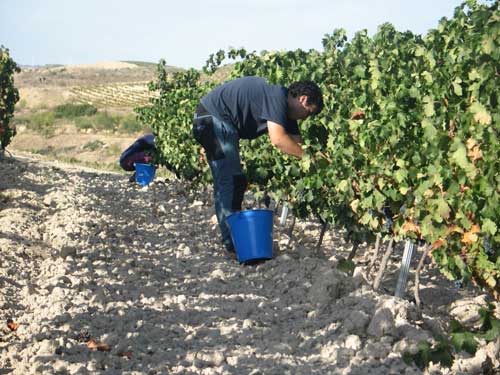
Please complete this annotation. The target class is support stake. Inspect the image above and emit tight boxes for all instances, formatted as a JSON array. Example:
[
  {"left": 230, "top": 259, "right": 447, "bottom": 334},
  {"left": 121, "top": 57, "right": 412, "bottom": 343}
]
[
  {"left": 279, "top": 203, "right": 289, "bottom": 226},
  {"left": 394, "top": 240, "right": 415, "bottom": 298}
]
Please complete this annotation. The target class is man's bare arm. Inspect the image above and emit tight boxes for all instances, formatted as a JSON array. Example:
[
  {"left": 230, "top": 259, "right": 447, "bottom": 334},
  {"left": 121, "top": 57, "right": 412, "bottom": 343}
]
[
  {"left": 267, "top": 121, "right": 303, "bottom": 158},
  {"left": 290, "top": 134, "right": 303, "bottom": 145}
]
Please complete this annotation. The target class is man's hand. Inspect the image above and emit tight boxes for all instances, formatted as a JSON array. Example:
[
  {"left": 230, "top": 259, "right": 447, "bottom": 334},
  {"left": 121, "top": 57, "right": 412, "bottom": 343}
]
[
  {"left": 315, "top": 150, "right": 331, "bottom": 163},
  {"left": 350, "top": 111, "right": 366, "bottom": 120},
  {"left": 199, "top": 148, "right": 207, "bottom": 164}
]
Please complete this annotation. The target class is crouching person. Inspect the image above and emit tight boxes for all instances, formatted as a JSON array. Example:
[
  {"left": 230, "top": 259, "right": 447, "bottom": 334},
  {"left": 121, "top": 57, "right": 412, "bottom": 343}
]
[{"left": 120, "top": 133, "right": 156, "bottom": 182}]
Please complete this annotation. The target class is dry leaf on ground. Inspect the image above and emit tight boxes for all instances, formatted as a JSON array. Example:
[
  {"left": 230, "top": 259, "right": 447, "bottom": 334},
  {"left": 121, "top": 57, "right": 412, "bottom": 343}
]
[
  {"left": 6, "top": 319, "right": 19, "bottom": 332},
  {"left": 87, "top": 339, "right": 111, "bottom": 352}
]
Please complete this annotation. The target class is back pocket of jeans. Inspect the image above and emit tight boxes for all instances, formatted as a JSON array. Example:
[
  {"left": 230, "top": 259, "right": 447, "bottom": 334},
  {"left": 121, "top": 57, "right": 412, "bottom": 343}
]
[{"left": 193, "top": 116, "right": 225, "bottom": 160}]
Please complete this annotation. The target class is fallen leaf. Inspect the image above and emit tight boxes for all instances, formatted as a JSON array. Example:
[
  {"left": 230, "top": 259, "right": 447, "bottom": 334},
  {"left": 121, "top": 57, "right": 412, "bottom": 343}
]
[
  {"left": 6, "top": 319, "right": 19, "bottom": 332},
  {"left": 118, "top": 350, "right": 133, "bottom": 359},
  {"left": 87, "top": 339, "right": 111, "bottom": 352}
]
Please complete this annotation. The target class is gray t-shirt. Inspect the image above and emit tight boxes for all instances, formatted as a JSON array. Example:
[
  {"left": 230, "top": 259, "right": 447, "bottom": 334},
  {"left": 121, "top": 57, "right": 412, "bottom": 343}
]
[{"left": 201, "top": 76, "right": 299, "bottom": 140}]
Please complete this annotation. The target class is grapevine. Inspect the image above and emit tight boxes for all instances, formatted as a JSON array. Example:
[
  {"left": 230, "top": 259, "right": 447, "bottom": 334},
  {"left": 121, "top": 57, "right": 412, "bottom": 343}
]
[
  {"left": 0, "top": 46, "right": 21, "bottom": 151},
  {"left": 137, "top": 1, "right": 499, "bottom": 297}
]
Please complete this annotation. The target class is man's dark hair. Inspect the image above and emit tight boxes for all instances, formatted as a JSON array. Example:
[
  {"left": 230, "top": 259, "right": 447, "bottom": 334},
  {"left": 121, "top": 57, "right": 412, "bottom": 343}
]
[{"left": 288, "top": 80, "right": 324, "bottom": 115}]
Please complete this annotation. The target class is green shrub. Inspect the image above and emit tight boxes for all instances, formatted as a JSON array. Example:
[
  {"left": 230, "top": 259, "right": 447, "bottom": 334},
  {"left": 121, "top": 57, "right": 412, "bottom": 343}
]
[
  {"left": 17, "top": 99, "right": 27, "bottom": 110},
  {"left": 83, "top": 140, "right": 105, "bottom": 151},
  {"left": 74, "top": 117, "right": 94, "bottom": 131},
  {"left": 93, "top": 111, "right": 118, "bottom": 132},
  {"left": 54, "top": 103, "right": 97, "bottom": 119},
  {"left": 30, "top": 111, "right": 56, "bottom": 137},
  {"left": 119, "top": 115, "right": 143, "bottom": 134}
]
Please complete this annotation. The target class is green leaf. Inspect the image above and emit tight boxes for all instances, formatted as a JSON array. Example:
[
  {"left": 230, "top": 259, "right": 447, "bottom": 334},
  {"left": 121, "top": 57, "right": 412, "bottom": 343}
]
[
  {"left": 436, "top": 198, "right": 451, "bottom": 220},
  {"left": 422, "top": 71, "right": 433, "bottom": 84},
  {"left": 394, "top": 169, "right": 408, "bottom": 183},
  {"left": 337, "top": 179, "right": 349, "bottom": 193},
  {"left": 453, "top": 82, "right": 462, "bottom": 96},
  {"left": 337, "top": 258, "right": 356, "bottom": 276},
  {"left": 354, "top": 65, "right": 366, "bottom": 78},
  {"left": 468, "top": 69, "right": 481, "bottom": 81},
  {"left": 451, "top": 331, "right": 478, "bottom": 354},
  {"left": 414, "top": 45, "right": 426, "bottom": 57},
  {"left": 481, "top": 36, "right": 494, "bottom": 54},
  {"left": 482, "top": 320, "right": 500, "bottom": 342},
  {"left": 422, "top": 118, "right": 437, "bottom": 140},
  {"left": 449, "top": 139, "right": 477, "bottom": 179},
  {"left": 482, "top": 219, "right": 497, "bottom": 236},
  {"left": 423, "top": 96, "right": 435, "bottom": 117},
  {"left": 454, "top": 254, "right": 466, "bottom": 271}
]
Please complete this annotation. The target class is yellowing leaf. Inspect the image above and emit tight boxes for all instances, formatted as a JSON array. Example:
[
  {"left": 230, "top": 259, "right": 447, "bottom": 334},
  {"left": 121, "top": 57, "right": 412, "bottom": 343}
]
[
  {"left": 467, "top": 146, "right": 482, "bottom": 163},
  {"left": 481, "top": 36, "right": 494, "bottom": 54},
  {"left": 402, "top": 221, "right": 421, "bottom": 234},
  {"left": 466, "top": 138, "right": 478, "bottom": 150},
  {"left": 300, "top": 154, "right": 312, "bottom": 172},
  {"left": 350, "top": 199, "right": 360, "bottom": 213},
  {"left": 469, "top": 102, "right": 492, "bottom": 125},
  {"left": 399, "top": 186, "right": 410, "bottom": 195},
  {"left": 466, "top": 138, "right": 482, "bottom": 163},
  {"left": 432, "top": 239, "right": 447, "bottom": 249},
  {"left": 424, "top": 189, "right": 434, "bottom": 198},
  {"left": 423, "top": 95, "right": 435, "bottom": 117},
  {"left": 485, "top": 276, "right": 496, "bottom": 288},
  {"left": 462, "top": 225, "right": 480, "bottom": 244}
]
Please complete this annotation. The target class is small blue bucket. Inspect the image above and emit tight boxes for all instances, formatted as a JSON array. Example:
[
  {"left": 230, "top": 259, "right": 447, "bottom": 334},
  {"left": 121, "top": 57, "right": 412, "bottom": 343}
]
[
  {"left": 226, "top": 209, "right": 274, "bottom": 263},
  {"left": 134, "top": 163, "right": 156, "bottom": 186}
]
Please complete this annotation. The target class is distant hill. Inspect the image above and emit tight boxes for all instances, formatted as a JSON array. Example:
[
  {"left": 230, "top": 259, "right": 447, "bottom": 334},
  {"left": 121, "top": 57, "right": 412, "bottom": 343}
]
[
  {"left": 121, "top": 61, "right": 160, "bottom": 68},
  {"left": 14, "top": 61, "right": 183, "bottom": 88}
]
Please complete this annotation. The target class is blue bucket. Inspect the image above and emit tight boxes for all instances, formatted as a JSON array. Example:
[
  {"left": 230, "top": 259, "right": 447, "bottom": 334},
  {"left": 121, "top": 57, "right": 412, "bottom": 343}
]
[
  {"left": 226, "top": 209, "right": 274, "bottom": 263},
  {"left": 134, "top": 163, "right": 156, "bottom": 186}
]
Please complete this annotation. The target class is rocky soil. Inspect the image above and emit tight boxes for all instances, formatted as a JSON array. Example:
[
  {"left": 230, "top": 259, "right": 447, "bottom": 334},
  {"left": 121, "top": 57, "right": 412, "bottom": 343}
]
[{"left": 0, "top": 154, "right": 498, "bottom": 375}]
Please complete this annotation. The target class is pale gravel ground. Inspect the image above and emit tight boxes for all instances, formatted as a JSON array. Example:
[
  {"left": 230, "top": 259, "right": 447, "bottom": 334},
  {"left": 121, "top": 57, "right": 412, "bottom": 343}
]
[{"left": 1, "top": 154, "right": 498, "bottom": 375}]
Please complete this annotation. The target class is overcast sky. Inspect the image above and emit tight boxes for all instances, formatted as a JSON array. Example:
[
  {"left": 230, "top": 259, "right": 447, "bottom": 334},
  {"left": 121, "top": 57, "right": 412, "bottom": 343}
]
[{"left": 0, "top": 0, "right": 478, "bottom": 69}]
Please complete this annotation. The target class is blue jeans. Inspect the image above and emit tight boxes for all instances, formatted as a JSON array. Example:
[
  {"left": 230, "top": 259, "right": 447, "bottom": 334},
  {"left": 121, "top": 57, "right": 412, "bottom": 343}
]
[{"left": 193, "top": 112, "right": 247, "bottom": 251}]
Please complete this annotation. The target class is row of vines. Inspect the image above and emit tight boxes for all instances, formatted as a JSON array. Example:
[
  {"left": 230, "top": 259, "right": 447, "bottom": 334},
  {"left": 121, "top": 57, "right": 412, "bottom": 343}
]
[
  {"left": 136, "top": 1, "right": 499, "bottom": 297},
  {"left": 70, "top": 82, "right": 156, "bottom": 108},
  {"left": 0, "top": 46, "right": 20, "bottom": 151}
]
